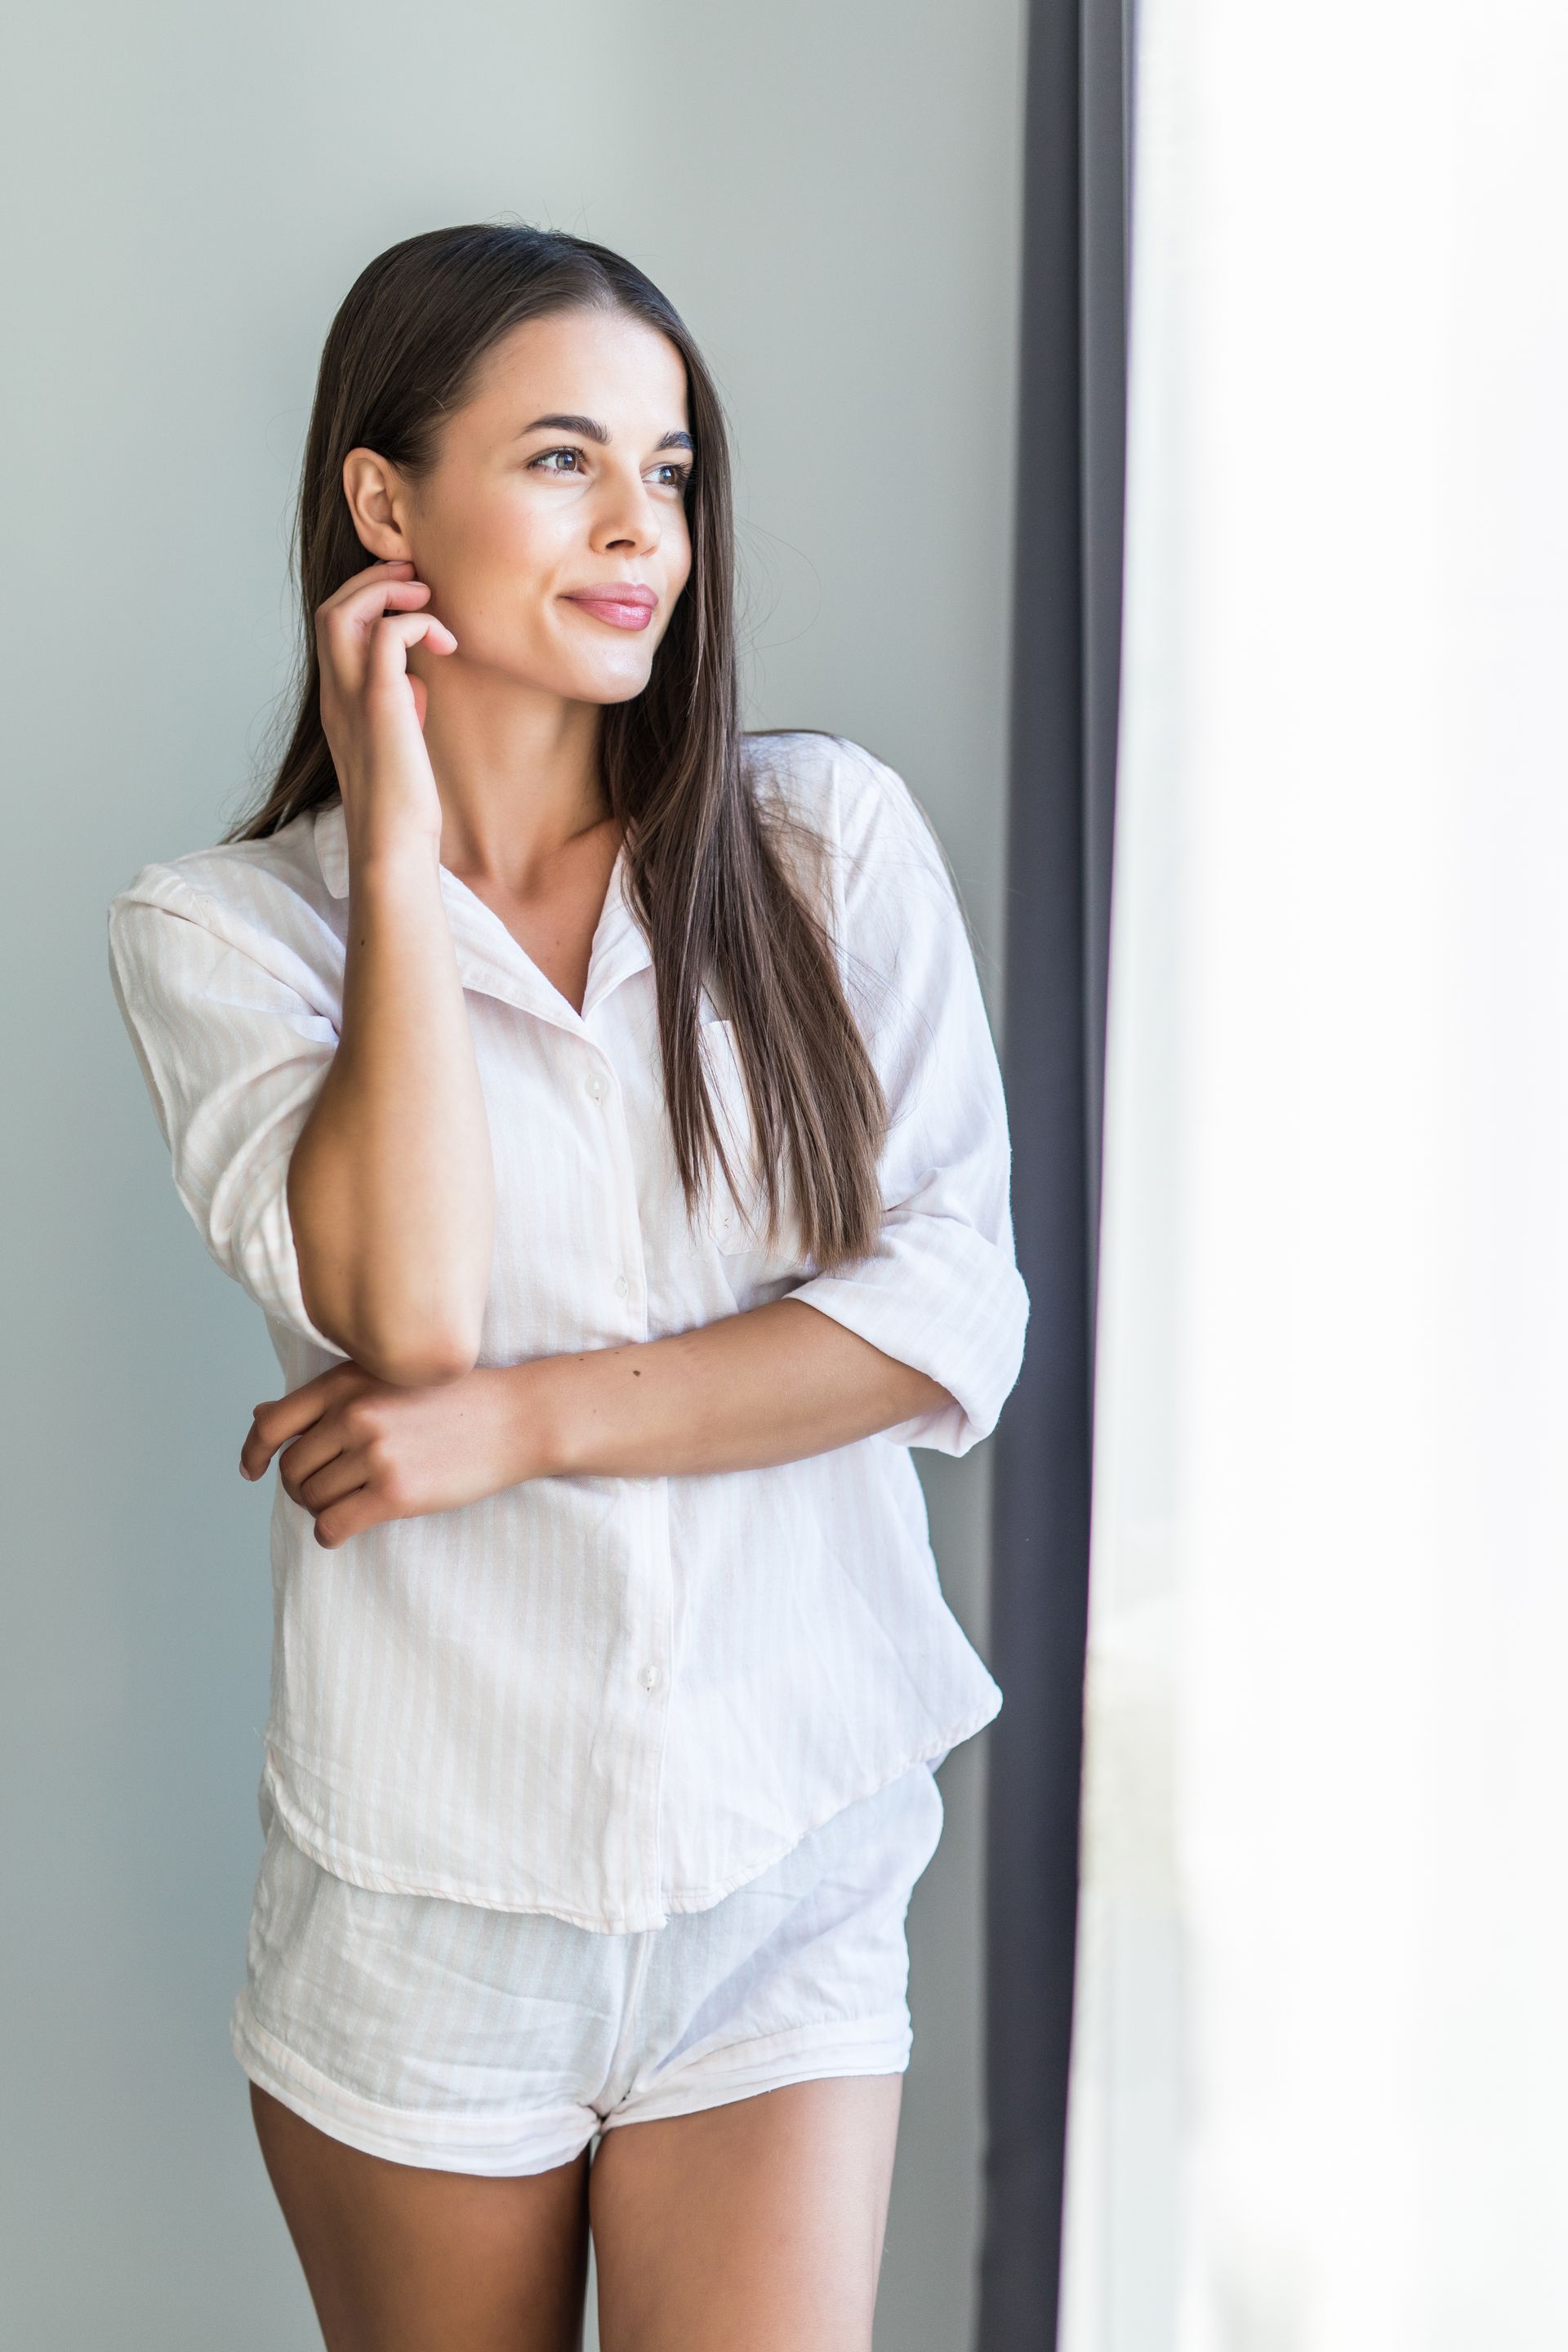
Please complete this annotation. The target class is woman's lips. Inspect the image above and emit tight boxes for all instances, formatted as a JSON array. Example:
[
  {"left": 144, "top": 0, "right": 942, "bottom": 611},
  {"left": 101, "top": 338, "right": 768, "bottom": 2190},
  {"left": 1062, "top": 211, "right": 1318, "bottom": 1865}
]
[{"left": 564, "top": 586, "right": 657, "bottom": 632}]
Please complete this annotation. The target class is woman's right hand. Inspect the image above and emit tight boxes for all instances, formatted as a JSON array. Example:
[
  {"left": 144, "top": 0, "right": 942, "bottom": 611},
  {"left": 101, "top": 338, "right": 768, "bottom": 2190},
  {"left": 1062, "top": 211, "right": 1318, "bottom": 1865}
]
[{"left": 314, "top": 558, "right": 457, "bottom": 858}]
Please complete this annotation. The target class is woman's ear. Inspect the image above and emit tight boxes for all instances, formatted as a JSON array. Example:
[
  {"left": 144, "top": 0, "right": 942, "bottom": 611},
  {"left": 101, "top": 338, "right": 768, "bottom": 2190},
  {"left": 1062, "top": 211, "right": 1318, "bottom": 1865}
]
[{"left": 341, "top": 448, "right": 412, "bottom": 562}]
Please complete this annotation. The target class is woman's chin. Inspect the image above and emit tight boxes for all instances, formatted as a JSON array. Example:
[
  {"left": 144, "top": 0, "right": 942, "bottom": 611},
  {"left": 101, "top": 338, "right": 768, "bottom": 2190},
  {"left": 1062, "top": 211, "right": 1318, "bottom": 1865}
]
[
  {"left": 458, "top": 648, "right": 656, "bottom": 707},
  {"left": 567, "top": 656, "right": 658, "bottom": 707}
]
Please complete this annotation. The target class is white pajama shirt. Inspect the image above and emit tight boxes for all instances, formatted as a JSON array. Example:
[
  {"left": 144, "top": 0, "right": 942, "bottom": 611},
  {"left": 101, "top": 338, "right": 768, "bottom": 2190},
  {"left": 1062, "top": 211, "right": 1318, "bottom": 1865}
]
[{"left": 107, "top": 731, "right": 1028, "bottom": 1942}]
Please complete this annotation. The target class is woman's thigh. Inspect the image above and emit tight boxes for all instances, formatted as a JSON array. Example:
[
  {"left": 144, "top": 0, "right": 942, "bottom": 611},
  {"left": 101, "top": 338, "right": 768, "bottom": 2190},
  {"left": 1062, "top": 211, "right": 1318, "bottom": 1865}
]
[
  {"left": 250, "top": 2084, "right": 590, "bottom": 2352},
  {"left": 588, "top": 2074, "right": 904, "bottom": 2352}
]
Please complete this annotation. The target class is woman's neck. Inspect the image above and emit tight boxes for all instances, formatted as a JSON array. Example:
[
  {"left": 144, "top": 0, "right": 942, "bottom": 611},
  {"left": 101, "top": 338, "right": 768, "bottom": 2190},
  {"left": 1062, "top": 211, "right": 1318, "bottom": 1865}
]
[{"left": 416, "top": 655, "right": 613, "bottom": 893}]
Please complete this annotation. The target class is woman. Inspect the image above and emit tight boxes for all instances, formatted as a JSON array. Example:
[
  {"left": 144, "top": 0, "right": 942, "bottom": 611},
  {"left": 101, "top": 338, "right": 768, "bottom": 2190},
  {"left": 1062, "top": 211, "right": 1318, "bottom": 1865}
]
[{"left": 108, "top": 222, "right": 1027, "bottom": 2352}]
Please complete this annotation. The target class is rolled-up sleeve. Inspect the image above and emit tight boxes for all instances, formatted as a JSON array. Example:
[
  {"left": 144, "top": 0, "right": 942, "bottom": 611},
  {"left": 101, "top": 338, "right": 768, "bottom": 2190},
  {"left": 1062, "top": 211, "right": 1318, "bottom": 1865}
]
[
  {"left": 107, "top": 869, "right": 345, "bottom": 1356},
  {"left": 789, "top": 751, "right": 1030, "bottom": 1454}
]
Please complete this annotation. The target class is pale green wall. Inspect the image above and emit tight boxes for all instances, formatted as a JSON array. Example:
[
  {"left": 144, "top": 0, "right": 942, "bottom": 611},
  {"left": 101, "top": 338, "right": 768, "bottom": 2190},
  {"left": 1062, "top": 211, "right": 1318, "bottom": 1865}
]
[{"left": 0, "top": 6, "right": 1023, "bottom": 2341}]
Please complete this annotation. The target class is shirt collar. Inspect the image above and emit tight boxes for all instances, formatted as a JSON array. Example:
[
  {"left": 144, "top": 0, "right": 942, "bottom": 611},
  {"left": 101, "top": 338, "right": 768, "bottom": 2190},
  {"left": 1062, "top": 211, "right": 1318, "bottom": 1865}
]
[{"left": 312, "top": 798, "right": 653, "bottom": 1026}]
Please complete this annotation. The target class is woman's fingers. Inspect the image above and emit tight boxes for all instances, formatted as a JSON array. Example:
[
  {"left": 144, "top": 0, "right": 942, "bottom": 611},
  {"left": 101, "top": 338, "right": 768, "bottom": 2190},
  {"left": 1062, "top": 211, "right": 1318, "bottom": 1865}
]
[
  {"left": 315, "top": 564, "right": 449, "bottom": 691},
  {"left": 312, "top": 1485, "right": 388, "bottom": 1550},
  {"left": 316, "top": 582, "right": 435, "bottom": 687},
  {"left": 364, "top": 610, "right": 459, "bottom": 692},
  {"left": 294, "top": 1446, "right": 370, "bottom": 1513},
  {"left": 277, "top": 1419, "right": 352, "bottom": 1502},
  {"left": 240, "top": 1365, "right": 363, "bottom": 1480},
  {"left": 315, "top": 563, "right": 424, "bottom": 637},
  {"left": 315, "top": 557, "right": 417, "bottom": 623}
]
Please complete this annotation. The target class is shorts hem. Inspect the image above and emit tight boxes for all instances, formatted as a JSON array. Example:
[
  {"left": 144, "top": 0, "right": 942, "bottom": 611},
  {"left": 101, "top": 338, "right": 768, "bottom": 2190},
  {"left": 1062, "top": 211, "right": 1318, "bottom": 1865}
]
[
  {"left": 230, "top": 1993, "right": 594, "bottom": 2178},
  {"left": 230, "top": 1994, "right": 912, "bottom": 2176},
  {"left": 600, "top": 2015, "right": 915, "bottom": 2133}
]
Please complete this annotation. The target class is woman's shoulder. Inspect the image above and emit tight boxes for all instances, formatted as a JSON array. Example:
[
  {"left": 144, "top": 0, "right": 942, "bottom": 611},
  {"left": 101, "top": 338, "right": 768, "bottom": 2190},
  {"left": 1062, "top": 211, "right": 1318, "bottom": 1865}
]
[
  {"left": 742, "top": 730, "right": 956, "bottom": 921},
  {"left": 107, "top": 804, "right": 341, "bottom": 987},
  {"left": 111, "top": 802, "right": 334, "bottom": 919},
  {"left": 111, "top": 803, "right": 326, "bottom": 912},
  {"left": 743, "top": 729, "right": 947, "bottom": 875}
]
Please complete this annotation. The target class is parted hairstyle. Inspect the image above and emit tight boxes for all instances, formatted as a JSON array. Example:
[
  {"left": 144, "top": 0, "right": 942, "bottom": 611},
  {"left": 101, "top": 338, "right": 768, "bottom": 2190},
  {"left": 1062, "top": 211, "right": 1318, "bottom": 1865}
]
[{"left": 230, "top": 222, "right": 886, "bottom": 1269}]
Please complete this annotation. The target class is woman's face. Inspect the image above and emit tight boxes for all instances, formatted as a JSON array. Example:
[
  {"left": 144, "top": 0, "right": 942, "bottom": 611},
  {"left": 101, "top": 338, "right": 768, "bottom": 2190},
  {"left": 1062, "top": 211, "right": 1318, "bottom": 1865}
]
[{"left": 346, "top": 305, "right": 695, "bottom": 706}]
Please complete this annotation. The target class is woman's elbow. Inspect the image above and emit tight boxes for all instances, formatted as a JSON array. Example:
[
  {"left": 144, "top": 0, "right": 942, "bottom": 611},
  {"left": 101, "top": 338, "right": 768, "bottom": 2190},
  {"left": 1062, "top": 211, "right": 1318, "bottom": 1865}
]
[
  {"left": 357, "top": 1330, "right": 482, "bottom": 1388},
  {"left": 307, "top": 1290, "right": 483, "bottom": 1388}
]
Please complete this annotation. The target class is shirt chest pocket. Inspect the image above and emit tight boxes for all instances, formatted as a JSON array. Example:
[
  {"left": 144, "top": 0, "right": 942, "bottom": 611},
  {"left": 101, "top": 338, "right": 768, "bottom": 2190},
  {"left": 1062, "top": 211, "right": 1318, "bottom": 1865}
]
[{"left": 697, "top": 1018, "right": 774, "bottom": 1256}]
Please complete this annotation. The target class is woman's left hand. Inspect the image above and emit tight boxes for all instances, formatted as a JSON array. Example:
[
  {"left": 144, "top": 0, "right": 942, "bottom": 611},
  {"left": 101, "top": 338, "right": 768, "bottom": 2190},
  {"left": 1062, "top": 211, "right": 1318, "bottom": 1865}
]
[{"left": 239, "top": 1361, "right": 537, "bottom": 1548}]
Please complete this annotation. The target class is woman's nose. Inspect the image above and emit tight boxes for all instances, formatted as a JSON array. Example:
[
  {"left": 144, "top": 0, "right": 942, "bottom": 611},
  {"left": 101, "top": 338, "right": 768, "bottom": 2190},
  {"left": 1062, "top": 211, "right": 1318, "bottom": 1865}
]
[{"left": 590, "top": 469, "right": 661, "bottom": 554}]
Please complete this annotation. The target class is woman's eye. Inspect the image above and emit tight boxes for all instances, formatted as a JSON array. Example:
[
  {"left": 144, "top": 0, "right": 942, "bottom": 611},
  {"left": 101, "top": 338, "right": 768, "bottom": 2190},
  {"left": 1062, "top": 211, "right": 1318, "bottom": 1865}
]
[{"left": 530, "top": 448, "right": 690, "bottom": 492}]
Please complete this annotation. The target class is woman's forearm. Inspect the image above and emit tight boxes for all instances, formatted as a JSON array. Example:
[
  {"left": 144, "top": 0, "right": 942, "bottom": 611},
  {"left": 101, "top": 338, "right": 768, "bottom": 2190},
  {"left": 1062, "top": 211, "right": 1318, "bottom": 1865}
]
[
  {"left": 519, "top": 1297, "right": 952, "bottom": 1480},
  {"left": 287, "top": 842, "right": 494, "bottom": 1384}
]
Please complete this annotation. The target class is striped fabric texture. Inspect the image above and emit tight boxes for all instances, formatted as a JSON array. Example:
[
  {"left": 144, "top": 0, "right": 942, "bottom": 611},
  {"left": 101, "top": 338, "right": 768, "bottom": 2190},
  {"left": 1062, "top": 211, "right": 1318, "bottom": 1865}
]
[
  {"left": 232, "top": 1760, "right": 945, "bottom": 2175},
  {"left": 107, "top": 732, "right": 1028, "bottom": 1932}
]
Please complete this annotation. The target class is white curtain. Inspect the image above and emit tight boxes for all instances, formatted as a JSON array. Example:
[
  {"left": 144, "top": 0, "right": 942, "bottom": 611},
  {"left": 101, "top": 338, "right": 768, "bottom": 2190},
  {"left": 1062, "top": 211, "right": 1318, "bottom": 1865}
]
[{"left": 1060, "top": 3, "right": 1568, "bottom": 2346}]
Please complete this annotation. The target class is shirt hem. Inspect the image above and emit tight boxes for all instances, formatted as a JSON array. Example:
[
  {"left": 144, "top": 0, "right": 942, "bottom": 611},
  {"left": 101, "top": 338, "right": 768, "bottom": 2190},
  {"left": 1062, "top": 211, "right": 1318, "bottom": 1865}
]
[
  {"left": 653, "top": 1721, "right": 990, "bottom": 1918},
  {"left": 261, "top": 1697, "right": 998, "bottom": 1933}
]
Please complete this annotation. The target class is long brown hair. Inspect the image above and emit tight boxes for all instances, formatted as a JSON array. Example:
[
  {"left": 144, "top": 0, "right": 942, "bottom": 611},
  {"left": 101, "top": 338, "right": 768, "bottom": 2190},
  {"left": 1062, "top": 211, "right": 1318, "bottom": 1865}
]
[{"left": 232, "top": 223, "right": 884, "bottom": 1267}]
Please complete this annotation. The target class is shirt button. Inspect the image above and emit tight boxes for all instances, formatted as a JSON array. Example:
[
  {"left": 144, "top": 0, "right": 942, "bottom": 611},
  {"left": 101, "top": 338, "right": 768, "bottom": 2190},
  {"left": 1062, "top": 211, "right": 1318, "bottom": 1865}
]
[
  {"left": 613, "top": 1272, "right": 630, "bottom": 1299},
  {"left": 585, "top": 1071, "right": 607, "bottom": 1102},
  {"left": 638, "top": 1663, "right": 662, "bottom": 1693}
]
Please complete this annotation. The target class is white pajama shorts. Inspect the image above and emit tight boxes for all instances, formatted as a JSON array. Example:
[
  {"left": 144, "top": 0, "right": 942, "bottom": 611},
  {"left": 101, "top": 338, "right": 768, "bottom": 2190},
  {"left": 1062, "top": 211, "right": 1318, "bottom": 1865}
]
[{"left": 229, "top": 1761, "right": 945, "bottom": 2176}]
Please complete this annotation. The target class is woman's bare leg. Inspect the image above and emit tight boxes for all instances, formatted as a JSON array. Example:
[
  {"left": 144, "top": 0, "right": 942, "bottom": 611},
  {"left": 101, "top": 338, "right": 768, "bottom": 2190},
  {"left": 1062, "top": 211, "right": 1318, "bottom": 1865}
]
[
  {"left": 250, "top": 2083, "right": 590, "bottom": 2352},
  {"left": 588, "top": 2075, "right": 903, "bottom": 2352}
]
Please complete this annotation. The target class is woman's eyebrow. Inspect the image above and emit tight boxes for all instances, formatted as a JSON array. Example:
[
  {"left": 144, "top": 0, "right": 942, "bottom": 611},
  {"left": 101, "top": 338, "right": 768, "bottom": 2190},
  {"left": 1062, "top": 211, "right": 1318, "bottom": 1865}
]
[{"left": 519, "top": 412, "right": 694, "bottom": 453}]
